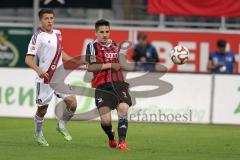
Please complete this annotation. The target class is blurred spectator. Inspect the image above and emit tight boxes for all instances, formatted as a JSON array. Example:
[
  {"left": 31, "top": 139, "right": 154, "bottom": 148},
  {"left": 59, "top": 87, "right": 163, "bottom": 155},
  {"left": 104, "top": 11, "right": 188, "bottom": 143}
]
[
  {"left": 132, "top": 33, "right": 159, "bottom": 71},
  {"left": 207, "top": 39, "right": 237, "bottom": 74}
]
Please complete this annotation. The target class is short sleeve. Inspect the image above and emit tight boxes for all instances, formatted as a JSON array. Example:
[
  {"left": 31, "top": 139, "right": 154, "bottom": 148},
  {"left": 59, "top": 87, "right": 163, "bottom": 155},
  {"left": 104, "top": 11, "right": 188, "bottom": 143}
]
[
  {"left": 85, "top": 42, "right": 96, "bottom": 64},
  {"left": 27, "top": 34, "right": 41, "bottom": 56}
]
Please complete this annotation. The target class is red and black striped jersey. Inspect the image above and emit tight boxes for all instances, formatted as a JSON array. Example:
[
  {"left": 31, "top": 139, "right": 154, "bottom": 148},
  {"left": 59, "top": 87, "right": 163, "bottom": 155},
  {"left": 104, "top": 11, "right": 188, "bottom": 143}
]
[{"left": 86, "top": 39, "right": 124, "bottom": 88}]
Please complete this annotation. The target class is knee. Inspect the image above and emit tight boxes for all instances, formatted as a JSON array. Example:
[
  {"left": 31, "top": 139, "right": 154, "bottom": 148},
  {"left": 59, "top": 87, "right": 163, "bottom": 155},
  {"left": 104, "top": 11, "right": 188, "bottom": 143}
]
[
  {"left": 65, "top": 96, "right": 77, "bottom": 112},
  {"left": 69, "top": 105, "right": 77, "bottom": 112},
  {"left": 118, "top": 103, "right": 129, "bottom": 115},
  {"left": 101, "top": 116, "right": 111, "bottom": 126}
]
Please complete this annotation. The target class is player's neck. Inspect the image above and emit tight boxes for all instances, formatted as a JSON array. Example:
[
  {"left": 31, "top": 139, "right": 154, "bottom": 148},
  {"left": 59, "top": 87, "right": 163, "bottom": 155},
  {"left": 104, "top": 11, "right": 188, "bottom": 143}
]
[
  {"left": 40, "top": 27, "right": 53, "bottom": 34},
  {"left": 97, "top": 39, "right": 111, "bottom": 46}
]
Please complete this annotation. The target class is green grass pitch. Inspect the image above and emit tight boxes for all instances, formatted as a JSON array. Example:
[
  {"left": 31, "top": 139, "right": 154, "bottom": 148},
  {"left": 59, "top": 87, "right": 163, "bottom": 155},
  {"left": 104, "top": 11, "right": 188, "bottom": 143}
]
[{"left": 0, "top": 118, "right": 240, "bottom": 160}]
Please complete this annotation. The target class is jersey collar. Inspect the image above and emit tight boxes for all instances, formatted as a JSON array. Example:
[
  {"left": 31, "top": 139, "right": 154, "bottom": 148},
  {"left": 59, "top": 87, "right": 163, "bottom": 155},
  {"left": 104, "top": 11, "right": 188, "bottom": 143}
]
[{"left": 94, "top": 39, "right": 112, "bottom": 47}]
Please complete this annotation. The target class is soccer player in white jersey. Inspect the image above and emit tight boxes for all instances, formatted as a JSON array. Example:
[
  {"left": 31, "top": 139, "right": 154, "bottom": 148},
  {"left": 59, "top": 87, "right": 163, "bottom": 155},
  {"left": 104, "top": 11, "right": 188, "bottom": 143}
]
[{"left": 25, "top": 8, "right": 83, "bottom": 147}]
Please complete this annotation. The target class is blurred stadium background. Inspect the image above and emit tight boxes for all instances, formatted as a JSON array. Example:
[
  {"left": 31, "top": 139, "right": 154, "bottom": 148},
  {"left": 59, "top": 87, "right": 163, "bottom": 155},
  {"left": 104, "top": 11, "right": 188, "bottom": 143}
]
[{"left": 0, "top": 0, "right": 240, "bottom": 159}]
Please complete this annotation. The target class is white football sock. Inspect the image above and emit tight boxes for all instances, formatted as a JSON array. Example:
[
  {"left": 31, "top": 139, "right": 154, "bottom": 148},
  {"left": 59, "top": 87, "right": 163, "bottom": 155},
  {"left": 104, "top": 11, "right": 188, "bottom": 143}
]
[
  {"left": 59, "top": 108, "right": 74, "bottom": 129},
  {"left": 34, "top": 115, "right": 44, "bottom": 137}
]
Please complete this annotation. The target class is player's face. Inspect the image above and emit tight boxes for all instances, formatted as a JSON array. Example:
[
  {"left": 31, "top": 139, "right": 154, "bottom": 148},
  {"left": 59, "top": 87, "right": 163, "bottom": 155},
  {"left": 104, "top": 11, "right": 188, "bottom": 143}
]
[
  {"left": 40, "top": 13, "right": 54, "bottom": 33},
  {"left": 95, "top": 26, "right": 110, "bottom": 43},
  {"left": 139, "top": 38, "right": 147, "bottom": 46},
  {"left": 218, "top": 46, "right": 226, "bottom": 54}
]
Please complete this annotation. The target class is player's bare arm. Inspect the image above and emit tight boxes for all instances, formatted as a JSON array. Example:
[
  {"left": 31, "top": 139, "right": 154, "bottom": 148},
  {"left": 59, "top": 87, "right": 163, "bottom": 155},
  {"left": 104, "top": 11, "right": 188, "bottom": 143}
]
[
  {"left": 62, "top": 51, "right": 86, "bottom": 65},
  {"left": 25, "top": 55, "right": 49, "bottom": 80},
  {"left": 87, "top": 62, "right": 121, "bottom": 72}
]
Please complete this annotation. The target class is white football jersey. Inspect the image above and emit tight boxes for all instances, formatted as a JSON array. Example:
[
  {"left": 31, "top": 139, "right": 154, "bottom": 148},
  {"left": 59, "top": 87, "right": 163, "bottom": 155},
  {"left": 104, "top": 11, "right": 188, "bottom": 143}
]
[{"left": 27, "top": 29, "right": 63, "bottom": 82}]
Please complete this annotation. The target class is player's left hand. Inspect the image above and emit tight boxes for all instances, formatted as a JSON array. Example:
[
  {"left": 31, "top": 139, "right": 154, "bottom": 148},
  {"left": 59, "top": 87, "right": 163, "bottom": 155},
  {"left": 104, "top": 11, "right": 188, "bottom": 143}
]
[{"left": 111, "top": 63, "right": 121, "bottom": 71}]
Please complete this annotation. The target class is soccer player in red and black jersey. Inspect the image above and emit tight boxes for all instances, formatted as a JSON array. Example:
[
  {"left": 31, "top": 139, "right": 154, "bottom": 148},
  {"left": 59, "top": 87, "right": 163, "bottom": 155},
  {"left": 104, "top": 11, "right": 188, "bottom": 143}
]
[{"left": 86, "top": 19, "right": 132, "bottom": 150}]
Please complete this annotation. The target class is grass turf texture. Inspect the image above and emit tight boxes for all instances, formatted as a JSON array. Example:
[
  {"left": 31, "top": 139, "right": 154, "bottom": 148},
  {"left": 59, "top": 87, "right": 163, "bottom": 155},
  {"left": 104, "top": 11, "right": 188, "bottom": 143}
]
[{"left": 0, "top": 118, "right": 240, "bottom": 160}]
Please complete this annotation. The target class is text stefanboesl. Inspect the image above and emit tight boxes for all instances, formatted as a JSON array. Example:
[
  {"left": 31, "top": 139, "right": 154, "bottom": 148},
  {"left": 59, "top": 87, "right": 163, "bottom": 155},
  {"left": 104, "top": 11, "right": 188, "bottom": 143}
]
[{"left": 128, "top": 109, "right": 193, "bottom": 122}]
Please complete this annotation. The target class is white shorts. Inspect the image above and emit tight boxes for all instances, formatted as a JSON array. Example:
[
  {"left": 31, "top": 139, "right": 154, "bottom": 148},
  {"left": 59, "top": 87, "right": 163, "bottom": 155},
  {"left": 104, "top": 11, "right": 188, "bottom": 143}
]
[{"left": 36, "top": 82, "right": 71, "bottom": 106}]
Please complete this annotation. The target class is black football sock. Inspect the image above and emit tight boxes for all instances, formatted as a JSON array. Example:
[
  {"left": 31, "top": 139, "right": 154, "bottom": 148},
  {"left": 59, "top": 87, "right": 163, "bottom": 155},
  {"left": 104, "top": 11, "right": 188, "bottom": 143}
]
[
  {"left": 118, "top": 115, "right": 128, "bottom": 142},
  {"left": 101, "top": 123, "right": 114, "bottom": 140}
]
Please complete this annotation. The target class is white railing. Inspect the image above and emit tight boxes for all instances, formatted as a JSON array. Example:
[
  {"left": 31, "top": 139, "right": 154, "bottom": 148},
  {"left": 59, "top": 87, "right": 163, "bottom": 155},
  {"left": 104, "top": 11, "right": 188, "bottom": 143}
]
[{"left": 1, "top": 15, "right": 240, "bottom": 30}]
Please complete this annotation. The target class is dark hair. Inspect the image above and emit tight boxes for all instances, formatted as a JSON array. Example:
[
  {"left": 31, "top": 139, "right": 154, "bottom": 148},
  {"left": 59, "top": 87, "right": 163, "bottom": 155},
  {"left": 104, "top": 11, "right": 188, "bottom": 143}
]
[
  {"left": 217, "top": 39, "right": 226, "bottom": 48},
  {"left": 38, "top": 8, "right": 54, "bottom": 19},
  {"left": 137, "top": 33, "right": 147, "bottom": 41},
  {"left": 95, "top": 19, "right": 110, "bottom": 31}
]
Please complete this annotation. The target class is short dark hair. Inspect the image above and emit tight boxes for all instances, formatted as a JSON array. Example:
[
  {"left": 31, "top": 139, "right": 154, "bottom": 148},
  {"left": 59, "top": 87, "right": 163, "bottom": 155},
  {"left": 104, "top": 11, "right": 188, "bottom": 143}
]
[
  {"left": 38, "top": 8, "right": 54, "bottom": 19},
  {"left": 95, "top": 19, "right": 110, "bottom": 31},
  {"left": 217, "top": 39, "right": 226, "bottom": 48},
  {"left": 137, "top": 33, "right": 147, "bottom": 41}
]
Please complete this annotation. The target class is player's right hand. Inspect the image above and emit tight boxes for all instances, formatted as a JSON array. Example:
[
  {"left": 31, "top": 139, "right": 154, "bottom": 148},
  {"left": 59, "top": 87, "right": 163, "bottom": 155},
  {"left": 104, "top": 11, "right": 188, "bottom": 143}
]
[
  {"left": 37, "top": 69, "right": 49, "bottom": 80},
  {"left": 111, "top": 63, "right": 121, "bottom": 71}
]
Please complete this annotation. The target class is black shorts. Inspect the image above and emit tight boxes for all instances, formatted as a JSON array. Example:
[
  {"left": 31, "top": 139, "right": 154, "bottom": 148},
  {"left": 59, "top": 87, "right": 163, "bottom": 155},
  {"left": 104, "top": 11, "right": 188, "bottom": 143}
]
[{"left": 95, "top": 81, "right": 132, "bottom": 110}]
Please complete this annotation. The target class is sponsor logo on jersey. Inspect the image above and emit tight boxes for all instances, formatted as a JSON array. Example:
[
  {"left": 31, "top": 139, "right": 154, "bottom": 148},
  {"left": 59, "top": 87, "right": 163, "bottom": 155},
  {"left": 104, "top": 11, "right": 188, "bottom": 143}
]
[
  {"left": 105, "top": 52, "right": 118, "bottom": 59},
  {"left": 51, "top": 64, "right": 56, "bottom": 70}
]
